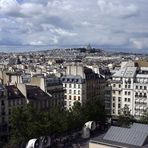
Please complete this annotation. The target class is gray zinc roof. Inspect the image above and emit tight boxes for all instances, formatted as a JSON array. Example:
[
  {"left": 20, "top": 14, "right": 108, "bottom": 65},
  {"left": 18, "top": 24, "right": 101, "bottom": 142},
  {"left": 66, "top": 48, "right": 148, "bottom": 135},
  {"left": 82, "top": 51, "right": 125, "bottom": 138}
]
[
  {"left": 103, "top": 126, "right": 148, "bottom": 147},
  {"left": 131, "top": 123, "right": 148, "bottom": 134},
  {"left": 113, "top": 67, "right": 137, "bottom": 78}
]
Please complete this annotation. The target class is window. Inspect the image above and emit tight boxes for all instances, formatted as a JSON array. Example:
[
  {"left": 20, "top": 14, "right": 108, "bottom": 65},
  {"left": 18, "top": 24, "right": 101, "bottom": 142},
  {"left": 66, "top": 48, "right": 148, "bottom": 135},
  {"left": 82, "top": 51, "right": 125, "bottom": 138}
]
[
  {"left": 64, "top": 84, "right": 67, "bottom": 87},
  {"left": 125, "top": 98, "right": 127, "bottom": 101},
  {"left": 64, "top": 101, "right": 67, "bottom": 105},
  {"left": 128, "top": 98, "right": 130, "bottom": 102},
  {"left": 9, "top": 109, "right": 11, "bottom": 115},
  {"left": 2, "top": 117, "right": 5, "bottom": 123},
  {"left": 16, "top": 99, "right": 19, "bottom": 105},
  {"left": 128, "top": 92, "right": 131, "bottom": 95},
  {"left": 69, "top": 89, "right": 71, "bottom": 94},
  {"left": 128, "top": 85, "right": 130, "bottom": 88},
  {"left": 9, "top": 101, "right": 11, "bottom": 107},
  {"left": 136, "top": 85, "right": 138, "bottom": 89},
  {"left": 118, "top": 104, "right": 121, "bottom": 108},
  {"left": 78, "top": 90, "right": 80, "bottom": 94},
  {"left": 125, "top": 91, "right": 127, "bottom": 95},
  {"left": 113, "top": 103, "right": 115, "bottom": 108},
  {"left": 74, "top": 96, "right": 76, "bottom": 100},
  {"left": 113, "top": 97, "right": 115, "bottom": 101},
  {"left": 119, "top": 84, "right": 121, "bottom": 88},
  {"left": 144, "top": 86, "right": 147, "bottom": 90},
  {"left": 118, "top": 91, "right": 121, "bottom": 95},
  {"left": 69, "top": 95, "right": 71, "bottom": 100},
  {"left": 112, "top": 109, "right": 115, "bottom": 114},
  {"left": 64, "top": 95, "right": 67, "bottom": 99},
  {"left": 69, "top": 84, "right": 71, "bottom": 88},
  {"left": 78, "top": 84, "right": 80, "bottom": 88},
  {"left": 78, "top": 96, "right": 80, "bottom": 101},
  {"left": 74, "top": 84, "right": 76, "bottom": 88},
  {"left": 74, "top": 90, "right": 76, "bottom": 94},
  {"left": 140, "top": 86, "right": 142, "bottom": 89},
  {"left": 13, "top": 100, "right": 15, "bottom": 106},
  {"left": 113, "top": 84, "right": 116, "bottom": 87},
  {"left": 135, "top": 92, "right": 138, "bottom": 97},
  {"left": 69, "top": 101, "right": 71, "bottom": 106},
  {"left": 1, "top": 100, "right": 4, "bottom": 106},
  {"left": 118, "top": 97, "right": 121, "bottom": 102},
  {"left": 144, "top": 93, "right": 147, "bottom": 97},
  {"left": 113, "top": 91, "right": 115, "bottom": 94},
  {"left": 125, "top": 85, "right": 127, "bottom": 88},
  {"left": 118, "top": 110, "right": 121, "bottom": 115}
]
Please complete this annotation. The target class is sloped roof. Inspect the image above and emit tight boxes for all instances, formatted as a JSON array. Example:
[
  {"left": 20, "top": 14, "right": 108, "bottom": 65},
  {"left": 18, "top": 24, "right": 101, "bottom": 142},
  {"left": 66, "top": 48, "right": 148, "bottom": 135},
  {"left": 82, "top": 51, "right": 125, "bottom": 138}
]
[
  {"left": 131, "top": 123, "right": 148, "bottom": 134},
  {"left": 26, "top": 85, "right": 51, "bottom": 100},
  {"left": 113, "top": 67, "right": 137, "bottom": 78},
  {"left": 103, "top": 126, "right": 148, "bottom": 147},
  {"left": 6, "top": 85, "right": 25, "bottom": 99}
]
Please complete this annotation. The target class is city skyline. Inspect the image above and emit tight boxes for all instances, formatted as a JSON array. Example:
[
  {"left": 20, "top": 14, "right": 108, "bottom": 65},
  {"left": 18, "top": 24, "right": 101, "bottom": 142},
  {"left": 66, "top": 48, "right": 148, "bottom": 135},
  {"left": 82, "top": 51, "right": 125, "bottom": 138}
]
[{"left": 0, "top": 0, "right": 148, "bottom": 52}]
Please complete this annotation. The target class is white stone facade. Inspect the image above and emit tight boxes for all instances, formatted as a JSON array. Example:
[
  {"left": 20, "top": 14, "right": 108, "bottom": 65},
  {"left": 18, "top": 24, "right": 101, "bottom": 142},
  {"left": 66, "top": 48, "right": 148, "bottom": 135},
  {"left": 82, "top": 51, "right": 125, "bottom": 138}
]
[{"left": 111, "top": 63, "right": 148, "bottom": 119}]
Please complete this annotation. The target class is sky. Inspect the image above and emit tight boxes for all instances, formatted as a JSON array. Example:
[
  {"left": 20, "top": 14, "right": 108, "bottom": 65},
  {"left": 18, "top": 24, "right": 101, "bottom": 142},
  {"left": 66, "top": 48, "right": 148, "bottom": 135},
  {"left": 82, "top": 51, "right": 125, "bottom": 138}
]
[{"left": 0, "top": 0, "right": 148, "bottom": 52}]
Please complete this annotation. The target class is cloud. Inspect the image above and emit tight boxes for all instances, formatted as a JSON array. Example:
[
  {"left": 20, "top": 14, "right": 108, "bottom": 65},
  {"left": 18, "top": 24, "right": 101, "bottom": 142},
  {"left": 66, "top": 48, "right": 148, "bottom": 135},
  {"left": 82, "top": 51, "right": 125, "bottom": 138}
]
[
  {"left": 0, "top": 0, "right": 21, "bottom": 17},
  {"left": 0, "top": 0, "right": 148, "bottom": 52},
  {"left": 130, "top": 38, "right": 148, "bottom": 49},
  {"left": 97, "top": 0, "right": 139, "bottom": 18},
  {"left": 20, "top": 3, "right": 45, "bottom": 17}
]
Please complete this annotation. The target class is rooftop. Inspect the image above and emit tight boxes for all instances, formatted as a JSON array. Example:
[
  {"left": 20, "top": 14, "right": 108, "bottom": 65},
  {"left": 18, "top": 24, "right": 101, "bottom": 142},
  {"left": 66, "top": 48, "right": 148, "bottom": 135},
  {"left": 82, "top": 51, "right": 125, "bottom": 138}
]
[
  {"left": 113, "top": 67, "right": 137, "bottom": 78},
  {"left": 6, "top": 85, "right": 25, "bottom": 99},
  {"left": 90, "top": 123, "right": 148, "bottom": 148},
  {"left": 26, "top": 85, "right": 51, "bottom": 100}
]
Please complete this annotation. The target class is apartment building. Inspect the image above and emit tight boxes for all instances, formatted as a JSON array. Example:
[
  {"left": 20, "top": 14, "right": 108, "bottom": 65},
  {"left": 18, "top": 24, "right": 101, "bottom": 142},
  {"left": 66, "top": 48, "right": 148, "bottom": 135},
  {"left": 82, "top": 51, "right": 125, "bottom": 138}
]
[
  {"left": 0, "top": 84, "right": 8, "bottom": 142},
  {"left": 17, "top": 84, "right": 51, "bottom": 112},
  {"left": 30, "top": 75, "right": 65, "bottom": 109},
  {"left": 61, "top": 64, "right": 106, "bottom": 109},
  {"left": 111, "top": 61, "right": 148, "bottom": 119},
  {"left": 0, "top": 84, "right": 26, "bottom": 142}
]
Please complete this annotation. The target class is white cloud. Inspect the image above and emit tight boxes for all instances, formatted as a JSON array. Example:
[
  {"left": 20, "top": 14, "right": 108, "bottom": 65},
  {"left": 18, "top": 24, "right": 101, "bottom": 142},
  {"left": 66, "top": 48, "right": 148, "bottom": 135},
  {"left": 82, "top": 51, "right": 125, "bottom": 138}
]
[
  {"left": 130, "top": 38, "right": 148, "bottom": 49},
  {"left": 0, "top": 0, "right": 147, "bottom": 52},
  {"left": 97, "top": 0, "right": 139, "bottom": 18},
  {"left": 0, "top": 0, "right": 20, "bottom": 16},
  {"left": 20, "top": 3, "right": 45, "bottom": 17}
]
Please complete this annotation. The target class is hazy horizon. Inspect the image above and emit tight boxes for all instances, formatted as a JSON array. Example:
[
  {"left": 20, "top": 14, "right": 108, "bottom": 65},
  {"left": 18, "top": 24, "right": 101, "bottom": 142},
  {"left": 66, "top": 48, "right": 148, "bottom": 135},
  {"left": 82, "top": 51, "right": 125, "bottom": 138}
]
[{"left": 0, "top": 45, "right": 146, "bottom": 54}]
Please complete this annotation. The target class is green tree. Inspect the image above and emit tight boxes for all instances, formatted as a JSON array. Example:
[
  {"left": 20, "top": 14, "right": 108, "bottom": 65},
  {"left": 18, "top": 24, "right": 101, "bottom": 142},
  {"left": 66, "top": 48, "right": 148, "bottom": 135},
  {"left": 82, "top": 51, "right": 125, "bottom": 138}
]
[
  {"left": 82, "top": 99, "right": 106, "bottom": 123},
  {"left": 70, "top": 102, "right": 84, "bottom": 129},
  {"left": 118, "top": 105, "right": 135, "bottom": 127},
  {"left": 140, "top": 108, "right": 148, "bottom": 124},
  {"left": 10, "top": 104, "right": 50, "bottom": 145},
  {"left": 9, "top": 98, "right": 106, "bottom": 146}
]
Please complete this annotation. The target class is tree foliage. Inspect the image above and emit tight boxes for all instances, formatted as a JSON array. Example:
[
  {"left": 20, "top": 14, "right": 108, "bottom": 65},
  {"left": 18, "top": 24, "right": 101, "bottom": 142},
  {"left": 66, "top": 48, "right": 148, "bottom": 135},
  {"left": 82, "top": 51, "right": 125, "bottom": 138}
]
[
  {"left": 10, "top": 99, "right": 106, "bottom": 145},
  {"left": 10, "top": 104, "right": 50, "bottom": 145},
  {"left": 118, "top": 106, "right": 135, "bottom": 127},
  {"left": 140, "top": 108, "right": 148, "bottom": 124}
]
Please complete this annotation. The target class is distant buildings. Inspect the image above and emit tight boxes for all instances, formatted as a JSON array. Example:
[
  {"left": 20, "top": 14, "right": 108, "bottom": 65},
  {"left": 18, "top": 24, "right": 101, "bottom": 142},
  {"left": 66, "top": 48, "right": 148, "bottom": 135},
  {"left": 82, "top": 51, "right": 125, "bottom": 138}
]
[{"left": 1, "top": 47, "right": 147, "bottom": 144}]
